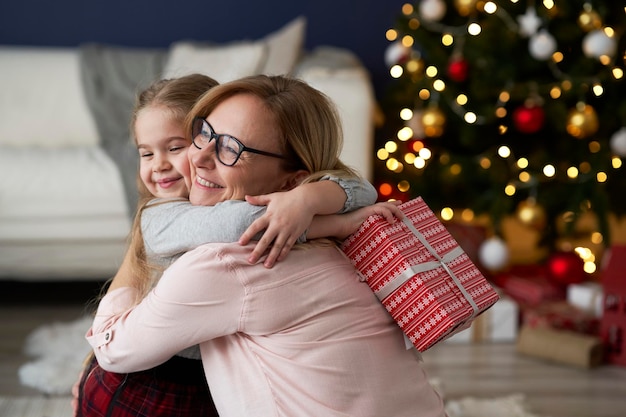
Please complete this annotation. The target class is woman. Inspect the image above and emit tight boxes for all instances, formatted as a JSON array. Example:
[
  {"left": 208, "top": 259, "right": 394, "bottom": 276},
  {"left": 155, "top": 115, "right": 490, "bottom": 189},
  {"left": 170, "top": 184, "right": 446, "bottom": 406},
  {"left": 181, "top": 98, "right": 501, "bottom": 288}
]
[{"left": 87, "top": 75, "right": 446, "bottom": 417}]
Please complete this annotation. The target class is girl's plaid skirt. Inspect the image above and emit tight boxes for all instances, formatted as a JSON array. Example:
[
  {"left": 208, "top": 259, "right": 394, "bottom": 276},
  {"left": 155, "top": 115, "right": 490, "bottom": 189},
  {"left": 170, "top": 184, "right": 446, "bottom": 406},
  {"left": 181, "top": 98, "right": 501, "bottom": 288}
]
[{"left": 76, "top": 354, "right": 219, "bottom": 417}]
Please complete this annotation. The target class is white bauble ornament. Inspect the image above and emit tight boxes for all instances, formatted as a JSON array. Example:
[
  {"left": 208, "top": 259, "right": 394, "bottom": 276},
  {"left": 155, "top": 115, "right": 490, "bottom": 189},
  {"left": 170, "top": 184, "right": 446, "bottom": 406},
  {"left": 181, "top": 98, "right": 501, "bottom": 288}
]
[
  {"left": 529, "top": 29, "right": 557, "bottom": 60},
  {"left": 419, "top": 0, "right": 447, "bottom": 22},
  {"left": 385, "top": 41, "right": 410, "bottom": 68},
  {"left": 478, "top": 237, "right": 510, "bottom": 271},
  {"left": 517, "top": 7, "right": 542, "bottom": 37},
  {"left": 582, "top": 29, "right": 618, "bottom": 59},
  {"left": 610, "top": 127, "right": 626, "bottom": 157}
]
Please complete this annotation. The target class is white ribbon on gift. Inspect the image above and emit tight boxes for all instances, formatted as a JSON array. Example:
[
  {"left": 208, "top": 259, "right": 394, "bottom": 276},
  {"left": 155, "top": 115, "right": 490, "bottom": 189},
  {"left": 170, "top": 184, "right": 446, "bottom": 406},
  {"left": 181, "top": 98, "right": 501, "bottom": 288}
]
[{"left": 374, "top": 217, "right": 480, "bottom": 316}]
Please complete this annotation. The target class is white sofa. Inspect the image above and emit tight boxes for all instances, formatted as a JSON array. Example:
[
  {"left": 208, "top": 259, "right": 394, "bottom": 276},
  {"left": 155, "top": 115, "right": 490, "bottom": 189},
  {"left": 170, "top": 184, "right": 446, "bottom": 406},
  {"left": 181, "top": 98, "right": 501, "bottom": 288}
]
[{"left": 0, "top": 17, "right": 376, "bottom": 280}]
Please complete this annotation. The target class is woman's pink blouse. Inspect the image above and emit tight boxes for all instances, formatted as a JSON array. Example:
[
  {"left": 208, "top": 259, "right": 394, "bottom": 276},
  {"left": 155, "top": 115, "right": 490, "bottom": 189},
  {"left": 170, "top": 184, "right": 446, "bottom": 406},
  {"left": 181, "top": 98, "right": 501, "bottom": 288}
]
[{"left": 87, "top": 242, "right": 445, "bottom": 417}]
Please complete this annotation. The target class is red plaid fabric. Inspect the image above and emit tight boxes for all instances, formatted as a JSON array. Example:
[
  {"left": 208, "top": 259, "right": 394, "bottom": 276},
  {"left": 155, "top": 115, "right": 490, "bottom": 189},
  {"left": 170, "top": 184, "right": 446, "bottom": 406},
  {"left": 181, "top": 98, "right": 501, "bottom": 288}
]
[{"left": 76, "top": 355, "right": 218, "bottom": 417}]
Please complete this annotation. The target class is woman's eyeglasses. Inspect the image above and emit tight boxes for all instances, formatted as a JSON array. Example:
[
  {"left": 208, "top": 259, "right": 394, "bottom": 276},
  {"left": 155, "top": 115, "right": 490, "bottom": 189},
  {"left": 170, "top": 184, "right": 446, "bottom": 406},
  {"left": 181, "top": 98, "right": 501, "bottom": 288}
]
[{"left": 191, "top": 117, "right": 286, "bottom": 167}]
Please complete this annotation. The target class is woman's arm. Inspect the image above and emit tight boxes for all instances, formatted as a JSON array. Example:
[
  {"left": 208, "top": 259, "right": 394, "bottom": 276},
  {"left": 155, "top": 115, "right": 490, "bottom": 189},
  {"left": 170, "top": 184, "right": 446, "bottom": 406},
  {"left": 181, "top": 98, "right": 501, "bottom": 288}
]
[{"left": 87, "top": 244, "right": 244, "bottom": 373}]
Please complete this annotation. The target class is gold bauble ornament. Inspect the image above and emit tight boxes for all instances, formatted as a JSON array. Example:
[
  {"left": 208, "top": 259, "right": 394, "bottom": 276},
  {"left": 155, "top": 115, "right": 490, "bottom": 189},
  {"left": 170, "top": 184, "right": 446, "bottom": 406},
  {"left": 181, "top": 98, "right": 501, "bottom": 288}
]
[
  {"left": 516, "top": 198, "right": 547, "bottom": 230},
  {"left": 421, "top": 107, "right": 446, "bottom": 137},
  {"left": 566, "top": 104, "right": 599, "bottom": 139},
  {"left": 578, "top": 10, "right": 602, "bottom": 32},
  {"left": 454, "top": 0, "right": 477, "bottom": 16},
  {"left": 405, "top": 57, "right": 425, "bottom": 80}
]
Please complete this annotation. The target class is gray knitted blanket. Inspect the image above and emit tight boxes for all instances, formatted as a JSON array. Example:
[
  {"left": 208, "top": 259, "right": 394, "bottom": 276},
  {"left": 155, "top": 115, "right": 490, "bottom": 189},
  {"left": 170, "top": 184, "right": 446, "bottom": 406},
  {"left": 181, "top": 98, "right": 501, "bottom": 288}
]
[{"left": 79, "top": 43, "right": 166, "bottom": 216}]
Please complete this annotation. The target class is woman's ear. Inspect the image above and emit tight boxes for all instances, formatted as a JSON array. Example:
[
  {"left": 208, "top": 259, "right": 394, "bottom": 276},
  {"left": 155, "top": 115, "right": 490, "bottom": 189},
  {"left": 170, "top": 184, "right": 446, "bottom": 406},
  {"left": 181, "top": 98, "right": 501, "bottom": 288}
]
[{"left": 280, "top": 170, "right": 310, "bottom": 191}]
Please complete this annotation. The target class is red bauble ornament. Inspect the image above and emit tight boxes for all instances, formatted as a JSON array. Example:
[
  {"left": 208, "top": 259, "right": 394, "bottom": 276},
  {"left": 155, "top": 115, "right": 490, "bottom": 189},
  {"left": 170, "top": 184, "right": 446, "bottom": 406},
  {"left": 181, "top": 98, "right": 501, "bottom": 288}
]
[
  {"left": 447, "top": 58, "right": 469, "bottom": 82},
  {"left": 546, "top": 251, "right": 586, "bottom": 286},
  {"left": 513, "top": 104, "right": 545, "bottom": 134}
]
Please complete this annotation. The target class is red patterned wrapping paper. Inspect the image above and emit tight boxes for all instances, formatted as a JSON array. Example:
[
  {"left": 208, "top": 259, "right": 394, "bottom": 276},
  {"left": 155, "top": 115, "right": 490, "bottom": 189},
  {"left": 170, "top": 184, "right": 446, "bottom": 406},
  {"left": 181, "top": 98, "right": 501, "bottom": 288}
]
[
  {"left": 522, "top": 301, "right": 600, "bottom": 335},
  {"left": 341, "top": 197, "right": 500, "bottom": 352},
  {"left": 494, "top": 269, "right": 565, "bottom": 306}
]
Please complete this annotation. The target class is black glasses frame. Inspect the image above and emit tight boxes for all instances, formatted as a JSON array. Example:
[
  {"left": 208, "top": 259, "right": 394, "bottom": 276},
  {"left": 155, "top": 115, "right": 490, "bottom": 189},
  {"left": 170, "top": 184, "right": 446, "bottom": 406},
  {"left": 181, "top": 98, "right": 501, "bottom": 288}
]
[{"left": 191, "top": 117, "right": 286, "bottom": 167}]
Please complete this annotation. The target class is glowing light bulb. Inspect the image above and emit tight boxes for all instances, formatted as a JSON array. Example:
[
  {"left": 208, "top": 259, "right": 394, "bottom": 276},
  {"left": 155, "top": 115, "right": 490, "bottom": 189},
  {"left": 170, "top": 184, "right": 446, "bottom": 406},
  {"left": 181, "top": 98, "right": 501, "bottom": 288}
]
[
  {"left": 543, "top": 164, "right": 556, "bottom": 177},
  {"left": 468, "top": 23, "right": 482, "bottom": 36},
  {"left": 400, "top": 108, "right": 413, "bottom": 120},
  {"left": 464, "top": 112, "right": 477, "bottom": 123}
]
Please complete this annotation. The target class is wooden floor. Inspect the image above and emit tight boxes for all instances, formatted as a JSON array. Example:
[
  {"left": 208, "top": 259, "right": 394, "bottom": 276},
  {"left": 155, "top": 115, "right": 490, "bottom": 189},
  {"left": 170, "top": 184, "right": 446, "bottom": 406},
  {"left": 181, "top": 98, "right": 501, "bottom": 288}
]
[
  {"left": 0, "top": 281, "right": 103, "bottom": 397},
  {"left": 1, "top": 281, "right": 626, "bottom": 417}
]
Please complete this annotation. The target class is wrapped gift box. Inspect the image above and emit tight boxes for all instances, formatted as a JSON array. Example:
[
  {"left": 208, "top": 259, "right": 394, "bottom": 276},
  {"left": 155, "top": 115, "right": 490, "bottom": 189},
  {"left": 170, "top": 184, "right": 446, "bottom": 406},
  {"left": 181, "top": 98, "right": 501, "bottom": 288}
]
[
  {"left": 600, "top": 245, "right": 626, "bottom": 367},
  {"left": 567, "top": 282, "right": 603, "bottom": 318},
  {"left": 341, "top": 197, "right": 500, "bottom": 352},
  {"left": 516, "top": 325, "right": 604, "bottom": 368},
  {"left": 522, "top": 301, "right": 600, "bottom": 335},
  {"left": 444, "top": 294, "right": 519, "bottom": 343},
  {"left": 494, "top": 266, "right": 566, "bottom": 306}
]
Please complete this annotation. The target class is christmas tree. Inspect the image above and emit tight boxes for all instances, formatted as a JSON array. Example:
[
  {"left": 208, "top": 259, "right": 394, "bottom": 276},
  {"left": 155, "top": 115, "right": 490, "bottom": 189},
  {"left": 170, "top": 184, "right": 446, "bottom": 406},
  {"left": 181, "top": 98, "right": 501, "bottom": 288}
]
[{"left": 378, "top": 0, "right": 626, "bottom": 269}]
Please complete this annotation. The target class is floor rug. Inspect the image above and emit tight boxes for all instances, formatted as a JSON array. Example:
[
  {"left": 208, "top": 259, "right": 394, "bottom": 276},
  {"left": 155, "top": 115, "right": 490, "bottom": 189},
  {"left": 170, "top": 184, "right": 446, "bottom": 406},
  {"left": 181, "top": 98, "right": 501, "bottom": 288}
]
[
  {"left": 0, "top": 394, "right": 545, "bottom": 417},
  {"left": 18, "top": 316, "right": 92, "bottom": 395}
]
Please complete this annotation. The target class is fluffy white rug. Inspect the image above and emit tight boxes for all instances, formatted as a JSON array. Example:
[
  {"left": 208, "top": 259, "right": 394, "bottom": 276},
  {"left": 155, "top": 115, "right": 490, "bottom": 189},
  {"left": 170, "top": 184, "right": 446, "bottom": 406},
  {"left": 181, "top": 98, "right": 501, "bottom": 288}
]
[
  {"left": 18, "top": 316, "right": 92, "bottom": 395},
  {"left": 18, "top": 318, "right": 545, "bottom": 417}
]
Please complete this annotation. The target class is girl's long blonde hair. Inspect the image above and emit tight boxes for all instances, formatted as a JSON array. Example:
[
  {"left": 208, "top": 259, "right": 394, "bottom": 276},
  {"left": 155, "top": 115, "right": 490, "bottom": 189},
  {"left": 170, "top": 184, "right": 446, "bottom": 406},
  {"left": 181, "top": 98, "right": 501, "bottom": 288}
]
[{"left": 126, "top": 74, "right": 218, "bottom": 301}]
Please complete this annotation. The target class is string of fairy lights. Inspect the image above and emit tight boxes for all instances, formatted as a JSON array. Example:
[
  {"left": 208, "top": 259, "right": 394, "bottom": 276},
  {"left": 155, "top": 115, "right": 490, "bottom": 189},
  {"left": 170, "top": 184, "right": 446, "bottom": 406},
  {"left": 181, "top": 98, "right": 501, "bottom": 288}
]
[{"left": 380, "top": 0, "right": 626, "bottom": 273}]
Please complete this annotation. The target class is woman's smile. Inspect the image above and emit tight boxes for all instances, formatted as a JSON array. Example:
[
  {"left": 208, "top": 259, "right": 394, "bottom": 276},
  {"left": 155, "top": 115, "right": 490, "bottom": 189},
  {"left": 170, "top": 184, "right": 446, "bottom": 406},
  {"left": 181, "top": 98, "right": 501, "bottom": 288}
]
[{"left": 195, "top": 175, "right": 223, "bottom": 189}]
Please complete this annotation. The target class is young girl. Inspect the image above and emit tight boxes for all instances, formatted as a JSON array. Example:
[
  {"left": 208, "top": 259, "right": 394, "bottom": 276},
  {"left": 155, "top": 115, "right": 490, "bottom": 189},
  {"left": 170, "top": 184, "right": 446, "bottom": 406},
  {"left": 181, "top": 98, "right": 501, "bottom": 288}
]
[{"left": 75, "top": 73, "right": 387, "bottom": 417}]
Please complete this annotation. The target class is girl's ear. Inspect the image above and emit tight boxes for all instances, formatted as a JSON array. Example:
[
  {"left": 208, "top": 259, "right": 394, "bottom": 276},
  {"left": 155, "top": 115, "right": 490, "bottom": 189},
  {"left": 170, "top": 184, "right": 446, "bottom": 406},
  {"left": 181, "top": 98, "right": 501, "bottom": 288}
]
[{"left": 280, "top": 170, "right": 310, "bottom": 191}]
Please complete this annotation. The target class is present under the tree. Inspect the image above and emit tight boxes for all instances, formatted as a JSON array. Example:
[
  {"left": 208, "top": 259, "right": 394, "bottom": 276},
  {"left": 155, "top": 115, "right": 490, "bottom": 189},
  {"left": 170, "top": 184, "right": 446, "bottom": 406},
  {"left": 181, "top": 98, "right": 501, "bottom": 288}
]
[
  {"left": 516, "top": 325, "right": 604, "bottom": 369},
  {"left": 341, "top": 197, "right": 500, "bottom": 351},
  {"left": 599, "top": 245, "right": 626, "bottom": 367},
  {"left": 567, "top": 282, "right": 603, "bottom": 318},
  {"left": 493, "top": 265, "right": 566, "bottom": 306},
  {"left": 522, "top": 301, "right": 600, "bottom": 335},
  {"left": 444, "top": 294, "right": 519, "bottom": 344}
]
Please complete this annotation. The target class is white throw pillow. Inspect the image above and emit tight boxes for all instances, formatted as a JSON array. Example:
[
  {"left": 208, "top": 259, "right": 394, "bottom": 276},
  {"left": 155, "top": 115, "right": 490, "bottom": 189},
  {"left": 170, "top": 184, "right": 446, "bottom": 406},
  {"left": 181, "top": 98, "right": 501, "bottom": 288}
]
[
  {"left": 162, "top": 16, "right": 307, "bottom": 82},
  {"left": 260, "top": 16, "right": 306, "bottom": 75},
  {"left": 163, "top": 41, "right": 266, "bottom": 83},
  {"left": 0, "top": 46, "right": 100, "bottom": 148}
]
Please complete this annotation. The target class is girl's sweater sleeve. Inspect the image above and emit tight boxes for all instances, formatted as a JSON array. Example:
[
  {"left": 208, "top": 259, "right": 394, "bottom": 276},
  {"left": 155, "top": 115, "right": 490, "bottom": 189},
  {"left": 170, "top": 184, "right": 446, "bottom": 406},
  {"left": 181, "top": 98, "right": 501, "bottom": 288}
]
[
  {"left": 320, "top": 175, "right": 377, "bottom": 213},
  {"left": 143, "top": 176, "right": 376, "bottom": 257}
]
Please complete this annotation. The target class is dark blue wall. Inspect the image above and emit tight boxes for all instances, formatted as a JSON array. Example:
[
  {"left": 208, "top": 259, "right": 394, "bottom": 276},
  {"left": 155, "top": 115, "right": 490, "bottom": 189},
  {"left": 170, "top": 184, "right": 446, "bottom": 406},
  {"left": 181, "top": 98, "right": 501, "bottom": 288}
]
[{"left": 1, "top": 0, "right": 405, "bottom": 100}]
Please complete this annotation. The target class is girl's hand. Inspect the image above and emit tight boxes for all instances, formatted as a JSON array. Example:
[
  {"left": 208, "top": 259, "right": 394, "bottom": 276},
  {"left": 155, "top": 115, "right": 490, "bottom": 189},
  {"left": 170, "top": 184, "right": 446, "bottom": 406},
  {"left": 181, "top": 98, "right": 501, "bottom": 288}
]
[{"left": 240, "top": 191, "right": 314, "bottom": 268}]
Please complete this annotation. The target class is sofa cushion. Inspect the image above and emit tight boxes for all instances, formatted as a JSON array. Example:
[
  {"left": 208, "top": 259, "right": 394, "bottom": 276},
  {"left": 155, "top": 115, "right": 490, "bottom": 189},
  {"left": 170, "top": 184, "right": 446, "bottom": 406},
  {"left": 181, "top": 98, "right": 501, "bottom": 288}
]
[
  {"left": 0, "top": 46, "right": 100, "bottom": 148},
  {"left": 259, "top": 16, "right": 306, "bottom": 75},
  {"left": 295, "top": 47, "right": 376, "bottom": 180},
  {"left": 0, "top": 146, "right": 131, "bottom": 279},
  {"left": 162, "top": 16, "right": 306, "bottom": 81},
  {"left": 163, "top": 41, "right": 266, "bottom": 82},
  {"left": 0, "top": 146, "right": 130, "bottom": 229}
]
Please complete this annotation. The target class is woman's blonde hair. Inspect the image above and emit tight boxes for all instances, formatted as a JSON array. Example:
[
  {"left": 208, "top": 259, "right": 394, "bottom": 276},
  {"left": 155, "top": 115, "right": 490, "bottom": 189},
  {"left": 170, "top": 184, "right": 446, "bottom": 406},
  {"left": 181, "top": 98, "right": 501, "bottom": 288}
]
[{"left": 184, "top": 74, "right": 360, "bottom": 185}]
